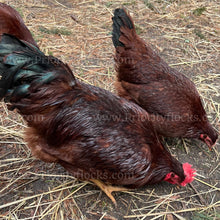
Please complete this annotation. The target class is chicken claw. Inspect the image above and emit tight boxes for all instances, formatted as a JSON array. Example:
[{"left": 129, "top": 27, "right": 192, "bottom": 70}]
[{"left": 90, "top": 179, "right": 128, "bottom": 206}]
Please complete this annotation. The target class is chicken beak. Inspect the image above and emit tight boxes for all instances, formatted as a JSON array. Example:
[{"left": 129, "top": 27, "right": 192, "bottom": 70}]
[
  {"left": 203, "top": 135, "right": 214, "bottom": 151},
  {"left": 200, "top": 134, "right": 214, "bottom": 150}
]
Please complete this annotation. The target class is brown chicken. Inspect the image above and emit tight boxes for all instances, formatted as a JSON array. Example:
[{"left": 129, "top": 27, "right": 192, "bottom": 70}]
[
  {"left": 0, "top": 3, "right": 37, "bottom": 46},
  {"left": 112, "top": 8, "right": 218, "bottom": 149},
  {"left": 0, "top": 34, "right": 195, "bottom": 204}
]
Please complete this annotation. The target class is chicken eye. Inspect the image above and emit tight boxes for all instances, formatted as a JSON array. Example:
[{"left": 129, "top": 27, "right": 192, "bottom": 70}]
[{"left": 171, "top": 172, "right": 175, "bottom": 178}]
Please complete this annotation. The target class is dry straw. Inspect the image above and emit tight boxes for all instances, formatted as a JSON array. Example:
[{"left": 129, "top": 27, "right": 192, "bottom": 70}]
[{"left": 0, "top": 0, "right": 219, "bottom": 219}]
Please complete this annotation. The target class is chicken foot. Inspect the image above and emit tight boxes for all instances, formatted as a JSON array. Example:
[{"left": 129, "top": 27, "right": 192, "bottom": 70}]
[{"left": 90, "top": 179, "right": 128, "bottom": 206}]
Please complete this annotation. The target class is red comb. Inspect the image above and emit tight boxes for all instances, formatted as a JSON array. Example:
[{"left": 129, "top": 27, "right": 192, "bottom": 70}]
[{"left": 181, "top": 163, "right": 196, "bottom": 186}]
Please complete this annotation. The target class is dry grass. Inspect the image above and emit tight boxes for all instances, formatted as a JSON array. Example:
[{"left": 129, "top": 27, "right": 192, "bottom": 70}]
[{"left": 0, "top": 0, "right": 219, "bottom": 219}]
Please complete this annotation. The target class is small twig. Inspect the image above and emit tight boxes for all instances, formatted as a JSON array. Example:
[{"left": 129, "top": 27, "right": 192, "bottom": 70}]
[
  {"left": 32, "top": 194, "right": 43, "bottom": 220},
  {"left": 182, "top": 139, "right": 189, "bottom": 154},
  {"left": 189, "top": 183, "right": 207, "bottom": 206},
  {"left": 194, "top": 178, "right": 220, "bottom": 191},
  {"left": 70, "top": 15, "right": 79, "bottom": 23},
  {"left": 87, "top": 211, "right": 117, "bottom": 220},
  {"left": 54, "top": 0, "right": 68, "bottom": 8}
]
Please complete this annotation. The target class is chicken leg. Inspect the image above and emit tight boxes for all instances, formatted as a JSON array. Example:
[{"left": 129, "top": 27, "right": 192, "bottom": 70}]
[{"left": 90, "top": 179, "right": 128, "bottom": 206}]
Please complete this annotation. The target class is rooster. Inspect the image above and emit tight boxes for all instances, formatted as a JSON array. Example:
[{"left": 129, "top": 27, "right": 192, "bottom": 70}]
[
  {"left": 0, "top": 33, "right": 195, "bottom": 205},
  {"left": 112, "top": 8, "right": 218, "bottom": 149},
  {"left": 0, "top": 3, "right": 37, "bottom": 46}
]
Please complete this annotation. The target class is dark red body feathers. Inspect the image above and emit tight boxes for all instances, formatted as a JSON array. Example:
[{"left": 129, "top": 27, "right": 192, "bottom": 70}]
[
  {"left": 112, "top": 8, "right": 218, "bottom": 148},
  {"left": 0, "top": 3, "right": 37, "bottom": 46}
]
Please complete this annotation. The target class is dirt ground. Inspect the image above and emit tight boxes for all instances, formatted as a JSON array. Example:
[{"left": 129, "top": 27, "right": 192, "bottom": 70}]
[{"left": 0, "top": 0, "right": 219, "bottom": 219}]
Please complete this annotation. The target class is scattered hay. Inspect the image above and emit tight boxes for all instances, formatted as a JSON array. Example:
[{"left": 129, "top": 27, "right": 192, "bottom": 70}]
[{"left": 0, "top": 0, "right": 219, "bottom": 219}]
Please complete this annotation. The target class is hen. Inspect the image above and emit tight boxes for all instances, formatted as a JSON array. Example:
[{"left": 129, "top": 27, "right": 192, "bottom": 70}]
[
  {"left": 0, "top": 34, "right": 195, "bottom": 204},
  {"left": 0, "top": 3, "right": 37, "bottom": 46},
  {"left": 112, "top": 8, "right": 218, "bottom": 149}
]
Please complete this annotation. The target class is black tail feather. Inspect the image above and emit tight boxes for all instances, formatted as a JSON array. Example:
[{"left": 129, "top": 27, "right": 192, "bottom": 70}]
[
  {"left": 0, "top": 63, "right": 26, "bottom": 100},
  {"left": 0, "top": 34, "right": 75, "bottom": 103},
  {"left": 112, "top": 8, "right": 134, "bottom": 47}
]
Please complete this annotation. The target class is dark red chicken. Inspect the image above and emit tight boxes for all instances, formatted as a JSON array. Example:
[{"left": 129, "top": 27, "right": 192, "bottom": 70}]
[
  {"left": 0, "top": 3, "right": 37, "bottom": 46},
  {"left": 0, "top": 34, "right": 195, "bottom": 204},
  {"left": 112, "top": 8, "right": 218, "bottom": 149}
]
